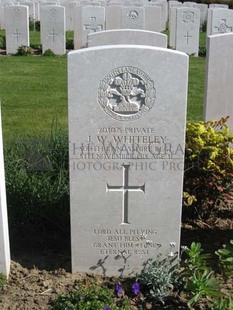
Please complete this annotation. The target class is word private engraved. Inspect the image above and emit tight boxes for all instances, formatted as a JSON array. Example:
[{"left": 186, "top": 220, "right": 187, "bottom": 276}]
[{"left": 98, "top": 66, "right": 156, "bottom": 121}]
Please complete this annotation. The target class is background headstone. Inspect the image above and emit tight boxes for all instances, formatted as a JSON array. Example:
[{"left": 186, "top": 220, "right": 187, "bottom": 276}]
[
  {"left": 74, "top": 5, "right": 83, "bottom": 49},
  {"left": 209, "top": 3, "right": 229, "bottom": 9},
  {"left": 18, "top": 1, "right": 35, "bottom": 21},
  {"left": 207, "top": 7, "right": 214, "bottom": 36},
  {"left": 105, "top": 5, "right": 122, "bottom": 30},
  {"left": 0, "top": 1, "right": 13, "bottom": 30},
  {"left": 68, "top": 45, "right": 188, "bottom": 276},
  {"left": 204, "top": 33, "right": 233, "bottom": 130},
  {"left": 88, "top": 29, "right": 167, "bottom": 47},
  {"left": 40, "top": 5, "right": 66, "bottom": 55},
  {"left": 152, "top": 2, "right": 167, "bottom": 31},
  {"left": 0, "top": 108, "right": 11, "bottom": 277},
  {"left": 183, "top": 1, "right": 196, "bottom": 7},
  {"left": 61, "top": 1, "right": 78, "bottom": 31},
  {"left": 169, "top": 4, "right": 183, "bottom": 48},
  {"left": 211, "top": 8, "right": 233, "bottom": 35},
  {"left": 144, "top": 5, "right": 161, "bottom": 32},
  {"left": 176, "top": 7, "right": 200, "bottom": 56},
  {"left": 79, "top": 5, "right": 105, "bottom": 48},
  {"left": 194, "top": 3, "right": 208, "bottom": 31},
  {"left": 5, "top": 5, "right": 29, "bottom": 54},
  {"left": 122, "top": 6, "right": 145, "bottom": 29}
]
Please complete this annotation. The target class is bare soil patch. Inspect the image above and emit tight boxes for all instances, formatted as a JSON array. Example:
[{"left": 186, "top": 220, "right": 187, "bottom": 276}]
[{"left": 0, "top": 201, "right": 232, "bottom": 310}]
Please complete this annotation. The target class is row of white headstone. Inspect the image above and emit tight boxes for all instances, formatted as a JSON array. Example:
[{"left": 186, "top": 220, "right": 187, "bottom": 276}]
[
  {"left": 0, "top": 0, "right": 230, "bottom": 30},
  {"left": 1, "top": 31, "right": 233, "bottom": 277},
  {"left": 0, "top": 0, "right": 168, "bottom": 30},
  {"left": 3, "top": 3, "right": 233, "bottom": 55},
  {"left": 0, "top": 0, "right": 230, "bottom": 32}
]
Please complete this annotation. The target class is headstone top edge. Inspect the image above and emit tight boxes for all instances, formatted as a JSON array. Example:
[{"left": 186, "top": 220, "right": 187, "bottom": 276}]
[
  {"left": 5, "top": 4, "right": 28, "bottom": 8},
  {"left": 68, "top": 45, "right": 189, "bottom": 58},
  {"left": 176, "top": 7, "right": 200, "bottom": 12},
  {"left": 40, "top": 4, "right": 64, "bottom": 8},
  {"left": 208, "top": 32, "right": 233, "bottom": 39},
  {"left": 88, "top": 29, "right": 167, "bottom": 36}
]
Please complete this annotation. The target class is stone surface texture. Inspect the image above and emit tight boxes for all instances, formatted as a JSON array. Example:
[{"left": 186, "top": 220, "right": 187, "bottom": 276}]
[
  {"left": 122, "top": 6, "right": 145, "bottom": 29},
  {"left": 5, "top": 5, "right": 29, "bottom": 54},
  {"left": 176, "top": 7, "right": 200, "bottom": 56},
  {"left": 0, "top": 110, "right": 10, "bottom": 277},
  {"left": 204, "top": 33, "right": 233, "bottom": 130},
  {"left": 88, "top": 29, "right": 167, "bottom": 47},
  {"left": 40, "top": 5, "right": 66, "bottom": 55},
  {"left": 68, "top": 45, "right": 188, "bottom": 276}
]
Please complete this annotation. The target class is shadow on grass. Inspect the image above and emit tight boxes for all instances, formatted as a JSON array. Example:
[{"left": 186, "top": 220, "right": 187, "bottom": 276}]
[{"left": 9, "top": 222, "right": 71, "bottom": 272}]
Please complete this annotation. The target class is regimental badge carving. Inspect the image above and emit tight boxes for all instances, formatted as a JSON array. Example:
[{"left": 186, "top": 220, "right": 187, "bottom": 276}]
[
  {"left": 49, "top": 8, "right": 56, "bottom": 18},
  {"left": 182, "top": 11, "right": 194, "bottom": 23},
  {"left": 14, "top": 8, "right": 20, "bottom": 18},
  {"left": 127, "top": 10, "right": 139, "bottom": 20},
  {"left": 98, "top": 66, "right": 156, "bottom": 121}
]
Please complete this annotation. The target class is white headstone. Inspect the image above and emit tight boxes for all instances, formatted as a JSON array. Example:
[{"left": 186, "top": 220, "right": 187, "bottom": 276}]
[
  {"left": 144, "top": 5, "right": 161, "bottom": 32},
  {"left": 194, "top": 3, "right": 208, "bottom": 30},
  {"left": 40, "top": 5, "right": 66, "bottom": 55},
  {"left": 209, "top": 3, "right": 229, "bottom": 9},
  {"left": 169, "top": 2, "right": 183, "bottom": 48},
  {"left": 40, "top": 1, "right": 60, "bottom": 5},
  {"left": 204, "top": 33, "right": 233, "bottom": 130},
  {"left": 78, "top": 5, "right": 105, "bottom": 48},
  {"left": 122, "top": 6, "right": 145, "bottom": 29},
  {"left": 61, "top": 1, "right": 78, "bottom": 31},
  {"left": 105, "top": 5, "right": 122, "bottom": 30},
  {"left": 88, "top": 29, "right": 167, "bottom": 47},
  {"left": 68, "top": 45, "right": 188, "bottom": 276},
  {"left": 152, "top": 2, "right": 167, "bottom": 31},
  {"left": 18, "top": 1, "right": 35, "bottom": 20},
  {"left": 168, "top": 1, "right": 178, "bottom": 19},
  {"left": 97, "top": 0, "right": 106, "bottom": 6},
  {"left": 0, "top": 108, "right": 10, "bottom": 277},
  {"left": 183, "top": 2, "right": 196, "bottom": 7},
  {"left": 124, "top": 0, "right": 143, "bottom": 6},
  {"left": 0, "top": 2, "right": 13, "bottom": 30},
  {"left": 211, "top": 8, "right": 233, "bottom": 35},
  {"left": 168, "top": 0, "right": 182, "bottom": 24},
  {"left": 176, "top": 7, "right": 200, "bottom": 56},
  {"left": 169, "top": 6, "right": 178, "bottom": 48},
  {"left": 107, "top": 0, "right": 123, "bottom": 4},
  {"left": 34, "top": 1, "right": 40, "bottom": 21},
  {"left": 5, "top": 5, "right": 29, "bottom": 54},
  {"left": 207, "top": 8, "right": 214, "bottom": 36},
  {"left": 74, "top": 5, "right": 82, "bottom": 49}
]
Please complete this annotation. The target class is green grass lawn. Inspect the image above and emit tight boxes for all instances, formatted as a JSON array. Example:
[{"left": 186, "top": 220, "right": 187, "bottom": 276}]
[
  {"left": 0, "top": 30, "right": 206, "bottom": 142},
  {"left": 187, "top": 56, "right": 205, "bottom": 122},
  {"left": 0, "top": 56, "right": 67, "bottom": 141}
]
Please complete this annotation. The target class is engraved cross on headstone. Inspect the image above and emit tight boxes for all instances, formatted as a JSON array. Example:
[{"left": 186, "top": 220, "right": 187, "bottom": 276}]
[
  {"left": 214, "top": 19, "right": 233, "bottom": 33},
  {"left": 49, "top": 29, "right": 58, "bottom": 42},
  {"left": 13, "top": 28, "right": 21, "bottom": 42},
  {"left": 106, "top": 164, "right": 145, "bottom": 225},
  {"left": 84, "top": 16, "right": 102, "bottom": 33},
  {"left": 184, "top": 31, "right": 192, "bottom": 44}
]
